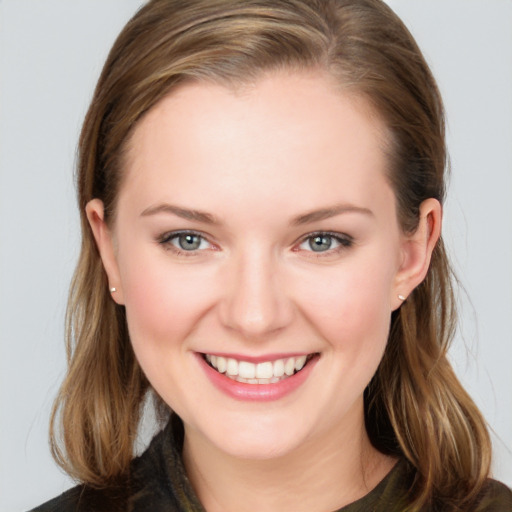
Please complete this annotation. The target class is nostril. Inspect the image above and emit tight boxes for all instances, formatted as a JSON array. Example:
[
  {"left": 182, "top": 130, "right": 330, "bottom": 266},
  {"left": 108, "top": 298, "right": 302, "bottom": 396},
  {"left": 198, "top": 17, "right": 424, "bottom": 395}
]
[{"left": 219, "top": 292, "right": 295, "bottom": 338}]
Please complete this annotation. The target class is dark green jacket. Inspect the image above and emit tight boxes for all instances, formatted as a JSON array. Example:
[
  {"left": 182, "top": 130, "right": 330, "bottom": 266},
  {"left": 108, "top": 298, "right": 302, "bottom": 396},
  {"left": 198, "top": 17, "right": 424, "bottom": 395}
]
[{"left": 31, "top": 416, "right": 512, "bottom": 512}]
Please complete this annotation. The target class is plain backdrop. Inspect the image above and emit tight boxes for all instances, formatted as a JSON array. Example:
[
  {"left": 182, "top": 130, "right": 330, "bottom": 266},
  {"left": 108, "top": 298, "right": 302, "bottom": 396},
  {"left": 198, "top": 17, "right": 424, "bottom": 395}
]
[{"left": 0, "top": 1, "right": 511, "bottom": 511}]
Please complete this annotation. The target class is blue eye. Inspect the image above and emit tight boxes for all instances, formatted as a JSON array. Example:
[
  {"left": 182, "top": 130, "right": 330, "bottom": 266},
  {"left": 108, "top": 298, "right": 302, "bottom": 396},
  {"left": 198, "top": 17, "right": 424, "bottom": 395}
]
[
  {"left": 160, "top": 231, "right": 211, "bottom": 252},
  {"left": 298, "top": 232, "right": 352, "bottom": 253},
  {"left": 175, "top": 233, "right": 203, "bottom": 251},
  {"left": 308, "top": 235, "right": 334, "bottom": 252}
]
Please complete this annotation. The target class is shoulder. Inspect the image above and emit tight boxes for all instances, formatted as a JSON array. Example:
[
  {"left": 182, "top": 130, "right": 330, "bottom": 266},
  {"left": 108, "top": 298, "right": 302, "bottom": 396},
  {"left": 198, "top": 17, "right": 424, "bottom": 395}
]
[
  {"left": 376, "top": 459, "right": 512, "bottom": 512},
  {"left": 472, "top": 479, "right": 512, "bottom": 511},
  {"left": 28, "top": 427, "right": 168, "bottom": 512},
  {"left": 28, "top": 485, "right": 128, "bottom": 512},
  {"left": 28, "top": 418, "right": 201, "bottom": 512},
  {"left": 28, "top": 455, "right": 174, "bottom": 512}
]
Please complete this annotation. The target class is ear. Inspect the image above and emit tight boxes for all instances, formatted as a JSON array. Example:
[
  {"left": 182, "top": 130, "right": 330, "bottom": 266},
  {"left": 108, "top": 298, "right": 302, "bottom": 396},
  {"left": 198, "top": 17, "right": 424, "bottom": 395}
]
[
  {"left": 86, "top": 199, "right": 125, "bottom": 305},
  {"left": 391, "top": 198, "right": 441, "bottom": 310}
]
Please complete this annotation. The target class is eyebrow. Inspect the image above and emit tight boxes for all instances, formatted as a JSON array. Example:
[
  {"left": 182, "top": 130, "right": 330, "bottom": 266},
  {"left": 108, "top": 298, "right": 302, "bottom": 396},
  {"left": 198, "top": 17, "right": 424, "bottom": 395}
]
[
  {"left": 140, "top": 202, "right": 373, "bottom": 226},
  {"left": 291, "top": 204, "right": 374, "bottom": 225},
  {"left": 140, "top": 203, "right": 220, "bottom": 224}
]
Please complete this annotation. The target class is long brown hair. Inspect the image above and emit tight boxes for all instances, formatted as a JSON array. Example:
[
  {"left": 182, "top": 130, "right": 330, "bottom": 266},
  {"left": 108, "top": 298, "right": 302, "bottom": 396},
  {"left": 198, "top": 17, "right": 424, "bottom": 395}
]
[{"left": 50, "top": 1, "right": 491, "bottom": 509}]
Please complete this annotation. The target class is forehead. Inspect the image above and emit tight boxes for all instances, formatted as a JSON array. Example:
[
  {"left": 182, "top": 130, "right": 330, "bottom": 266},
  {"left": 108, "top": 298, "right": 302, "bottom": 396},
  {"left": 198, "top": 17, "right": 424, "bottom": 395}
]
[{"left": 119, "top": 71, "right": 392, "bottom": 220}]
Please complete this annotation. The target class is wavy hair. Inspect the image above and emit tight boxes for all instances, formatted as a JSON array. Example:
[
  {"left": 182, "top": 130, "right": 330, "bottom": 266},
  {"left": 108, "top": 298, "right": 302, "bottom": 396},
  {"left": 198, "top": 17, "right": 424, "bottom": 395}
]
[{"left": 50, "top": 1, "right": 491, "bottom": 509}]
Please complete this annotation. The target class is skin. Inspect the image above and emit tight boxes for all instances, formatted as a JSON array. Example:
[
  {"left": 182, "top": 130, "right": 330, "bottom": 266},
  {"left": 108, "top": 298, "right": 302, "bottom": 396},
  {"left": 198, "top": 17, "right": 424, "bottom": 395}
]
[{"left": 87, "top": 71, "right": 441, "bottom": 512}]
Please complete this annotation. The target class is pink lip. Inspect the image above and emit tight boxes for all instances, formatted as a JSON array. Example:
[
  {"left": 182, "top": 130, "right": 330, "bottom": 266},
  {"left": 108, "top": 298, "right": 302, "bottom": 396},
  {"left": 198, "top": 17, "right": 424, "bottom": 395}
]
[
  {"left": 201, "top": 352, "right": 311, "bottom": 363},
  {"left": 197, "top": 353, "right": 319, "bottom": 402}
]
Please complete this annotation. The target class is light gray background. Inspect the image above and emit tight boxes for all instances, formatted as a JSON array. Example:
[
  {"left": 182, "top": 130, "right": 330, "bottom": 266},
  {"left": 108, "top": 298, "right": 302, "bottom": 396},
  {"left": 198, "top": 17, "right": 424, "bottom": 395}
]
[{"left": 0, "top": 1, "right": 511, "bottom": 511}]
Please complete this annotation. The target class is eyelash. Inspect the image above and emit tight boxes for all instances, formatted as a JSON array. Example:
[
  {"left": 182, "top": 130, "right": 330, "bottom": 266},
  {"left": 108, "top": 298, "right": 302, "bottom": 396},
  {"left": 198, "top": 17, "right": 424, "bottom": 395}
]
[
  {"left": 158, "top": 230, "right": 213, "bottom": 256},
  {"left": 295, "top": 231, "right": 354, "bottom": 257},
  {"left": 157, "top": 230, "right": 354, "bottom": 257}
]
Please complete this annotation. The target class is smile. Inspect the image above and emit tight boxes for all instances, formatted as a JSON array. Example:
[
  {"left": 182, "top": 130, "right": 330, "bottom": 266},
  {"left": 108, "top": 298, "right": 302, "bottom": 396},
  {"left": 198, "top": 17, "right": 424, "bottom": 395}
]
[{"left": 203, "top": 354, "right": 315, "bottom": 384}]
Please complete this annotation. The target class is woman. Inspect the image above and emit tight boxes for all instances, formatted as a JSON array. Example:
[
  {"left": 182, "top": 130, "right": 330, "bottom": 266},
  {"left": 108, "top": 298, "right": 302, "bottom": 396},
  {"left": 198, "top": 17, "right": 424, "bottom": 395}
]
[{"left": 32, "top": 0, "right": 512, "bottom": 510}]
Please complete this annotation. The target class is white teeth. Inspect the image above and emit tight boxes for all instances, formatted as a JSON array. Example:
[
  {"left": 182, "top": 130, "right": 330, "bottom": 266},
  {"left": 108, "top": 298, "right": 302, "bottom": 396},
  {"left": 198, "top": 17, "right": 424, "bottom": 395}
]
[
  {"left": 284, "top": 357, "right": 295, "bottom": 376},
  {"left": 206, "top": 354, "right": 313, "bottom": 383},
  {"left": 238, "top": 361, "right": 256, "bottom": 379},
  {"left": 216, "top": 356, "right": 227, "bottom": 373},
  {"left": 229, "top": 375, "right": 279, "bottom": 384},
  {"left": 295, "top": 355, "right": 307, "bottom": 371},
  {"left": 273, "top": 359, "right": 285, "bottom": 377},
  {"left": 256, "top": 361, "right": 273, "bottom": 379},
  {"left": 226, "top": 358, "right": 238, "bottom": 376}
]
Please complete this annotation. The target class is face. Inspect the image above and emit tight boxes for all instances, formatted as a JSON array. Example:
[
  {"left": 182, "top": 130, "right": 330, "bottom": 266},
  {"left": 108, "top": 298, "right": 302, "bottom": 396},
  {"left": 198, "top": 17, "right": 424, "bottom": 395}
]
[{"left": 89, "top": 72, "right": 434, "bottom": 462}]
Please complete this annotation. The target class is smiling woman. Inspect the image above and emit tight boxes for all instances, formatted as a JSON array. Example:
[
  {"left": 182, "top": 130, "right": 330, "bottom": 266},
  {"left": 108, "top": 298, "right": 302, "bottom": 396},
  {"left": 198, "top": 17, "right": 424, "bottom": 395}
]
[
  {"left": 27, "top": 1, "right": 512, "bottom": 511},
  {"left": 87, "top": 76, "right": 417, "bottom": 467}
]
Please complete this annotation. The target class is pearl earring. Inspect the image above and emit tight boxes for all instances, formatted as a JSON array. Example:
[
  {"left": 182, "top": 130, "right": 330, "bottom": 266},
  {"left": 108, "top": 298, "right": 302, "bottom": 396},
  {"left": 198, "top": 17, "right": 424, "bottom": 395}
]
[
  {"left": 398, "top": 294, "right": 406, "bottom": 301},
  {"left": 110, "top": 287, "right": 117, "bottom": 293}
]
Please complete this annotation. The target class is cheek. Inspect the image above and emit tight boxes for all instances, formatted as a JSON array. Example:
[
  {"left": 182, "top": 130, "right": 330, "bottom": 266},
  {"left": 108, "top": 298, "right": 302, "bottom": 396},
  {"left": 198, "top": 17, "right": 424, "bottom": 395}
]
[
  {"left": 118, "top": 249, "right": 217, "bottom": 350},
  {"left": 292, "top": 257, "right": 395, "bottom": 352}
]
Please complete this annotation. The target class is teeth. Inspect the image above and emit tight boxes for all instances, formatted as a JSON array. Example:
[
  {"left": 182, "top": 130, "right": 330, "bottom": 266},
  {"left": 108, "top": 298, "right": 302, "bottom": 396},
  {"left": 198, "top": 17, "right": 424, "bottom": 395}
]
[
  {"left": 295, "top": 355, "right": 307, "bottom": 371},
  {"left": 273, "top": 359, "right": 285, "bottom": 377},
  {"left": 256, "top": 361, "right": 273, "bottom": 379},
  {"left": 284, "top": 357, "right": 295, "bottom": 376},
  {"left": 226, "top": 358, "right": 238, "bottom": 376},
  {"left": 216, "top": 356, "right": 227, "bottom": 373},
  {"left": 238, "top": 361, "right": 256, "bottom": 379},
  {"left": 205, "top": 354, "right": 312, "bottom": 383}
]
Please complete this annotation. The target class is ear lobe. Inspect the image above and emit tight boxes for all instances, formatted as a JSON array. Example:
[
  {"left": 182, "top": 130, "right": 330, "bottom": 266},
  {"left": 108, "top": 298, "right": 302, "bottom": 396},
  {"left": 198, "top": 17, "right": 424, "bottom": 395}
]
[
  {"left": 392, "top": 198, "right": 442, "bottom": 310},
  {"left": 86, "top": 199, "right": 125, "bottom": 305}
]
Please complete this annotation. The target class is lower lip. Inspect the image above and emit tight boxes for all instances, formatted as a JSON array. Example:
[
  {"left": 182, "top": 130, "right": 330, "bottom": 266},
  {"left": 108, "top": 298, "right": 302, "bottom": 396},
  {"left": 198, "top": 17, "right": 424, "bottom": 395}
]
[{"left": 197, "top": 354, "right": 319, "bottom": 402}]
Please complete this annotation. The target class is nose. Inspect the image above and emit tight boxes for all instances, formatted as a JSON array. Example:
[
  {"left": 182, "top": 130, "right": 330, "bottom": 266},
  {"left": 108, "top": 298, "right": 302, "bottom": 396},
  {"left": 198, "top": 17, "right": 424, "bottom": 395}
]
[{"left": 219, "top": 247, "right": 294, "bottom": 339}]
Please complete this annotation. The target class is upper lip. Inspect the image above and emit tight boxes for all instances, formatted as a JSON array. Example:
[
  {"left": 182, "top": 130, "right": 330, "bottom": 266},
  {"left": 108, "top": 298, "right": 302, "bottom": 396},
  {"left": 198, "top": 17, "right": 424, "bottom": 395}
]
[{"left": 198, "top": 352, "right": 317, "bottom": 363}]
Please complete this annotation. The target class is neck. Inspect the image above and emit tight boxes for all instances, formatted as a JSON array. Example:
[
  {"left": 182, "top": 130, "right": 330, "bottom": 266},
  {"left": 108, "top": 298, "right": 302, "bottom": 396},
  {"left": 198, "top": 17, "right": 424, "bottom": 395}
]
[{"left": 181, "top": 403, "right": 395, "bottom": 512}]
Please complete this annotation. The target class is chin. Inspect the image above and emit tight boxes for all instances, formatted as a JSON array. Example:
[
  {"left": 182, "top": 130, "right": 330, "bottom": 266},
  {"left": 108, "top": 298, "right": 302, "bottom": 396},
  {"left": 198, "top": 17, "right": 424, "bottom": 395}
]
[
  {"left": 197, "top": 413, "right": 314, "bottom": 461},
  {"left": 215, "top": 434, "right": 302, "bottom": 461}
]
